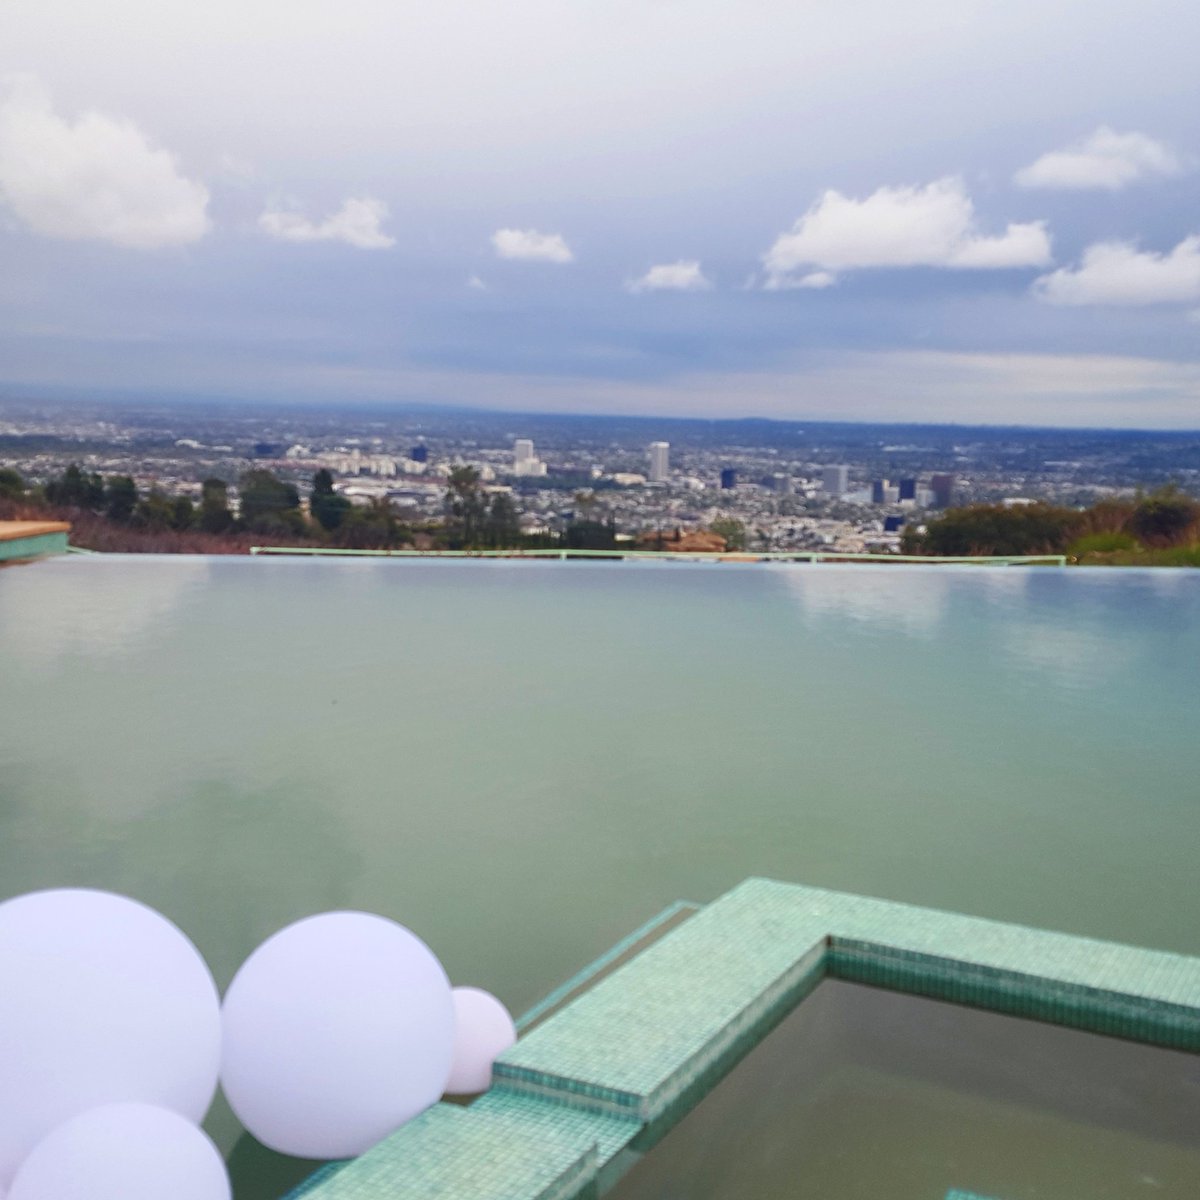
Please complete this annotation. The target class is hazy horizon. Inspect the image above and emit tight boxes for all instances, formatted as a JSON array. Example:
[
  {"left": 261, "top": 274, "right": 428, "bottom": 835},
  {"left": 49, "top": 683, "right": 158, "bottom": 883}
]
[{"left": 5, "top": 385, "right": 1200, "bottom": 437}]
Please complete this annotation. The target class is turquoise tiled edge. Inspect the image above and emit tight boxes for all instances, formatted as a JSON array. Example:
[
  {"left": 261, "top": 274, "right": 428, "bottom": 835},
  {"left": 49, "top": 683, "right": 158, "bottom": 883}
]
[
  {"left": 288, "top": 878, "right": 1200, "bottom": 1200},
  {"left": 0, "top": 529, "right": 68, "bottom": 562},
  {"left": 290, "top": 1102, "right": 612, "bottom": 1200}
]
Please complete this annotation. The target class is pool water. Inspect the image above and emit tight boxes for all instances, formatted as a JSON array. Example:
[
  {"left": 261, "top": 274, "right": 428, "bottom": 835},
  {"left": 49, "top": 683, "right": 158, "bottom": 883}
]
[
  {"left": 1, "top": 557, "right": 1197, "bottom": 1194},
  {"left": 610, "top": 981, "right": 1200, "bottom": 1200}
]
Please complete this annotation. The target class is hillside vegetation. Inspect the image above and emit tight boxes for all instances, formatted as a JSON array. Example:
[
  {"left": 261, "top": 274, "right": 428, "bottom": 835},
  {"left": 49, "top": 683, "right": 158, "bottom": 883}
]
[{"left": 903, "top": 488, "right": 1200, "bottom": 565}]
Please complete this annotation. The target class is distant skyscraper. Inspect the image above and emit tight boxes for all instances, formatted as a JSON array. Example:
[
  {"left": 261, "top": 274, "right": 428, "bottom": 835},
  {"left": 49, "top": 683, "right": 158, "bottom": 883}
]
[
  {"left": 648, "top": 442, "right": 670, "bottom": 483},
  {"left": 720, "top": 467, "right": 737, "bottom": 490},
  {"left": 871, "top": 479, "right": 889, "bottom": 504},
  {"left": 898, "top": 478, "right": 916, "bottom": 501},
  {"left": 883, "top": 514, "right": 906, "bottom": 532},
  {"left": 512, "top": 438, "right": 547, "bottom": 477},
  {"left": 410, "top": 445, "right": 428, "bottom": 464},
  {"left": 931, "top": 473, "right": 955, "bottom": 509},
  {"left": 823, "top": 465, "right": 849, "bottom": 496}
]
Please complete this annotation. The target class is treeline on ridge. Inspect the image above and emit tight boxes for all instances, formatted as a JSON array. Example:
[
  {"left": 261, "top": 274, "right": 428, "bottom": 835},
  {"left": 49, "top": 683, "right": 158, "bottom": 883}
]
[{"left": 0, "top": 463, "right": 620, "bottom": 554}]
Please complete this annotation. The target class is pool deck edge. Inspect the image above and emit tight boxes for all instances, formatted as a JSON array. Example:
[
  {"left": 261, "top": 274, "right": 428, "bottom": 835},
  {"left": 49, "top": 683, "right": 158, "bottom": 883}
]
[{"left": 0, "top": 521, "right": 70, "bottom": 563}]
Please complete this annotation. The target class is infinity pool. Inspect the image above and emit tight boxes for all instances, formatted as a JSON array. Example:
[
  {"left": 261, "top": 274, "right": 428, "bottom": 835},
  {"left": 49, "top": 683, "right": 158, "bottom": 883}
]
[{"left": 1, "top": 557, "right": 1197, "bottom": 1195}]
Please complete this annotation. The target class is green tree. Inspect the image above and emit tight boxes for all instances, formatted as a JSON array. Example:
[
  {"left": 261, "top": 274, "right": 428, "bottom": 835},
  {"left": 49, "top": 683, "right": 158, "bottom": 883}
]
[
  {"left": 238, "top": 469, "right": 304, "bottom": 535},
  {"left": 0, "top": 467, "right": 24, "bottom": 499},
  {"left": 1129, "top": 486, "right": 1200, "bottom": 547},
  {"left": 104, "top": 475, "right": 139, "bottom": 523},
  {"left": 338, "top": 496, "right": 407, "bottom": 549},
  {"left": 198, "top": 477, "right": 235, "bottom": 534},
  {"left": 310, "top": 468, "right": 351, "bottom": 532},
  {"left": 483, "top": 492, "right": 520, "bottom": 548},
  {"left": 563, "top": 519, "right": 617, "bottom": 550},
  {"left": 45, "top": 464, "right": 105, "bottom": 510},
  {"left": 171, "top": 496, "right": 196, "bottom": 531},
  {"left": 133, "top": 488, "right": 175, "bottom": 529},
  {"left": 709, "top": 517, "right": 747, "bottom": 551},
  {"left": 444, "top": 465, "right": 487, "bottom": 548}
]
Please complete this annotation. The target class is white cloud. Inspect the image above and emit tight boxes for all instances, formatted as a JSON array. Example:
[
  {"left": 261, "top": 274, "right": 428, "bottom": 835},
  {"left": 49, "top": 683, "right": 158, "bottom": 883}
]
[
  {"left": 0, "top": 77, "right": 209, "bottom": 249},
  {"left": 467, "top": 274, "right": 488, "bottom": 290},
  {"left": 258, "top": 196, "right": 394, "bottom": 248},
  {"left": 764, "top": 269, "right": 836, "bottom": 291},
  {"left": 491, "top": 228, "right": 573, "bottom": 263},
  {"left": 1015, "top": 127, "right": 1184, "bottom": 190},
  {"left": 762, "top": 177, "right": 1051, "bottom": 288},
  {"left": 627, "top": 259, "right": 712, "bottom": 293},
  {"left": 1033, "top": 236, "right": 1200, "bottom": 306}
]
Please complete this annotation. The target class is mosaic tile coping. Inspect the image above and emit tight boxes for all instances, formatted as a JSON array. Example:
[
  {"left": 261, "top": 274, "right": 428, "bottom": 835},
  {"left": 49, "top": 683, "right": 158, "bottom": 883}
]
[{"left": 288, "top": 877, "right": 1200, "bottom": 1200}]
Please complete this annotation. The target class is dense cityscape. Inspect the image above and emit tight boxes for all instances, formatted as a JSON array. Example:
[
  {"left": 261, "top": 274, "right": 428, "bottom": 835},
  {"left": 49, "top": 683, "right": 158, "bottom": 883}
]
[{"left": 3, "top": 397, "right": 1198, "bottom": 554}]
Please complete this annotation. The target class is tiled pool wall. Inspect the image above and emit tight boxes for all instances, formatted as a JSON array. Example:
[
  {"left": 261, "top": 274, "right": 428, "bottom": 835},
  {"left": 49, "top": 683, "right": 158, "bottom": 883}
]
[
  {"left": 287, "top": 878, "right": 1200, "bottom": 1200},
  {"left": 0, "top": 525, "right": 69, "bottom": 562}
]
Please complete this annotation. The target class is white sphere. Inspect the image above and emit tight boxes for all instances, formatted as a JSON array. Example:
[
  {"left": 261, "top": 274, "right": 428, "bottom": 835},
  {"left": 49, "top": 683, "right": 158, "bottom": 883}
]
[
  {"left": 445, "top": 987, "right": 517, "bottom": 1094},
  {"left": 221, "top": 911, "right": 454, "bottom": 1159},
  {"left": 7, "top": 1103, "right": 230, "bottom": 1200},
  {"left": 0, "top": 890, "right": 221, "bottom": 1188}
]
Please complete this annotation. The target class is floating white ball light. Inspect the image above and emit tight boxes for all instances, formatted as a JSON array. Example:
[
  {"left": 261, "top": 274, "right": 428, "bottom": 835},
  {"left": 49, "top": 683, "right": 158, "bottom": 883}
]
[
  {"left": 0, "top": 889, "right": 221, "bottom": 1189},
  {"left": 220, "top": 911, "right": 455, "bottom": 1159},
  {"left": 444, "top": 987, "right": 517, "bottom": 1094},
  {"left": 7, "top": 1103, "right": 230, "bottom": 1200}
]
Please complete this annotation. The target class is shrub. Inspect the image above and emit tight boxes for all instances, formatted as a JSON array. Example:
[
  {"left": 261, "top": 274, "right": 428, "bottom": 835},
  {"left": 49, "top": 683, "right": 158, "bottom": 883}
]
[
  {"left": 1129, "top": 486, "right": 1200, "bottom": 548},
  {"left": 907, "top": 502, "right": 1082, "bottom": 557},
  {"left": 0, "top": 467, "right": 24, "bottom": 499},
  {"left": 1068, "top": 531, "right": 1138, "bottom": 557}
]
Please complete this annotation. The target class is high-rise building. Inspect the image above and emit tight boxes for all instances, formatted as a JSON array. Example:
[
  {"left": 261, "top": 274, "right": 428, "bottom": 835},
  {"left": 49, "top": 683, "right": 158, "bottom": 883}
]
[
  {"left": 930, "top": 473, "right": 955, "bottom": 509},
  {"left": 883, "top": 514, "right": 906, "bottom": 533},
  {"left": 898, "top": 478, "right": 916, "bottom": 501},
  {"left": 648, "top": 442, "right": 670, "bottom": 483},
  {"left": 410, "top": 445, "right": 428, "bottom": 464},
  {"left": 720, "top": 468, "right": 737, "bottom": 490},
  {"left": 511, "top": 438, "right": 547, "bottom": 477},
  {"left": 823, "top": 465, "right": 849, "bottom": 496},
  {"left": 871, "top": 479, "right": 889, "bottom": 504}
]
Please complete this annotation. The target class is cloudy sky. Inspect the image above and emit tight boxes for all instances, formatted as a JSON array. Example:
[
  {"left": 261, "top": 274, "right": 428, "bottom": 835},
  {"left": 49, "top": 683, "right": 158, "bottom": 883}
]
[{"left": 2, "top": 0, "right": 1199, "bottom": 427}]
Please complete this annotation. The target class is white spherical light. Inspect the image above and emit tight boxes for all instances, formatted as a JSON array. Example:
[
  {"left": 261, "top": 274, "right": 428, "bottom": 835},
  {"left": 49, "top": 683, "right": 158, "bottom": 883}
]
[
  {"left": 220, "top": 911, "right": 454, "bottom": 1159},
  {"left": 445, "top": 987, "right": 517, "bottom": 1095},
  {"left": 7, "top": 1103, "right": 230, "bottom": 1200},
  {"left": 0, "top": 890, "right": 221, "bottom": 1189}
]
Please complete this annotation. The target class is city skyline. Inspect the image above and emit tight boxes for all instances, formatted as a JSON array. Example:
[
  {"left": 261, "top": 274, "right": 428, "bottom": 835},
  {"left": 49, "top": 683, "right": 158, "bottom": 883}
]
[
  {"left": 5, "top": 396, "right": 1194, "bottom": 558},
  {"left": 2, "top": 2, "right": 1200, "bottom": 427}
]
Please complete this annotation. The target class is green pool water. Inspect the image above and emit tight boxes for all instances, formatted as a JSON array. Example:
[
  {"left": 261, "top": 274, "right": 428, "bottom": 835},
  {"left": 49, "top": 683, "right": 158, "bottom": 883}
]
[
  {"left": 610, "top": 981, "right": 1200, "bottom": 1200},
  {"left": 1, "top": 557, "right": 1197, "bottom": 1195}
]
